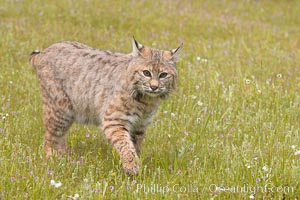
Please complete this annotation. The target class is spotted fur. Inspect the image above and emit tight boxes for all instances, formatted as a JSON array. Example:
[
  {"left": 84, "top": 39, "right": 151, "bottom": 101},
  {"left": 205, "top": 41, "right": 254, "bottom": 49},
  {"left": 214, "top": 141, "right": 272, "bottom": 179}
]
[{"left": 30, "top": 38, "right": 182, "bottom": 175}]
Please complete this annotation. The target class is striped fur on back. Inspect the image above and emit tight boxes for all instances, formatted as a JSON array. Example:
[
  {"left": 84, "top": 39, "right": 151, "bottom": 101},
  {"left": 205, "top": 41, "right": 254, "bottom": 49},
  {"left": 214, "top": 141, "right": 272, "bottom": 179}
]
[{"left": 30, "top": 37, "right": 182, "bottom": 175}]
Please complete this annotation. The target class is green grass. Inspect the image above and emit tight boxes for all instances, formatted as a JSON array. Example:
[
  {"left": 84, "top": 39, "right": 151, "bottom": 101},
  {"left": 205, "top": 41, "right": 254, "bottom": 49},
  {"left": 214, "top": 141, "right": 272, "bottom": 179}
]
[{"left": 1, "top": 0, "right": 300, "bottom": 199}]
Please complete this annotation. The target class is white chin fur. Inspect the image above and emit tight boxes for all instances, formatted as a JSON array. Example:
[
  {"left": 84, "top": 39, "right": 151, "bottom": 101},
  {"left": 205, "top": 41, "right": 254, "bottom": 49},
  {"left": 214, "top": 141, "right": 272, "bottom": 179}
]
[{"left": 145, "top": 92, "right": 160, "bottom": 97}]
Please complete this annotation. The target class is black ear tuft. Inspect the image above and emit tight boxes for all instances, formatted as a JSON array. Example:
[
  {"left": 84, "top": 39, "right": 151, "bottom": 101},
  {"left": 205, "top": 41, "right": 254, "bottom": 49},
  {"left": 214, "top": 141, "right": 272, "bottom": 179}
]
[
  {"left": 132, "top": 36, "right": 144, "bottom": 57},
  {"left": 170, "top": 43, "right": 183, "bottom": 62}
]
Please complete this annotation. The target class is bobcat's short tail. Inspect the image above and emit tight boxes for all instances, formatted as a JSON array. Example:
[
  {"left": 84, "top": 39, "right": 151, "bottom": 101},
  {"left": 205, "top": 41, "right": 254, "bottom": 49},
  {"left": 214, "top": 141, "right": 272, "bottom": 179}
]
[{"left": 29, "top": 50, "right": 41, "bottom": 68}]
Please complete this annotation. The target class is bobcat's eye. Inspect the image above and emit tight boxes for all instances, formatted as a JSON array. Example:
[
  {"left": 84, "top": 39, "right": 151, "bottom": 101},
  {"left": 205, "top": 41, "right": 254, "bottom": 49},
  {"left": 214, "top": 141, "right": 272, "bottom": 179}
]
[
  {"left": 159, "top": 72, "right": 168, "bottom": 79},
  {"left": 143, "top": 70, "right": 151, "bottom": 77}
]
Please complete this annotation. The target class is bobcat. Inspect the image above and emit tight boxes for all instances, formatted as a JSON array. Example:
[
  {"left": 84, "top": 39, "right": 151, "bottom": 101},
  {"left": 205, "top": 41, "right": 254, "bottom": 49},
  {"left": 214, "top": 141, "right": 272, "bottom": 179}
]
[{"left": 29, "top": 37, "right": 182, "bottom": 175}]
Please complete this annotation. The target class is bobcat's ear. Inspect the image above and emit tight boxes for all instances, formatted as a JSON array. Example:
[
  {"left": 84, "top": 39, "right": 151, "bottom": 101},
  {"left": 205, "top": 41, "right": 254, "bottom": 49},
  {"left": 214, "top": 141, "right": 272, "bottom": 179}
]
[
  {"left": 170, "top": 43, "right": 183, "bottom": 62},
  {"left": 132, "top": 36, "right": 144, "bottom": 57}
]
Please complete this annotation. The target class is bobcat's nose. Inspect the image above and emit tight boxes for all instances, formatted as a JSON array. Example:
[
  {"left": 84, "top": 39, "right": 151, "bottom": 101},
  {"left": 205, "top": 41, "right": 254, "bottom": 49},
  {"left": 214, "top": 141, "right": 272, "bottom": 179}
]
[{"left": 150, "top": 86, "right": 158, "bottom": 91}]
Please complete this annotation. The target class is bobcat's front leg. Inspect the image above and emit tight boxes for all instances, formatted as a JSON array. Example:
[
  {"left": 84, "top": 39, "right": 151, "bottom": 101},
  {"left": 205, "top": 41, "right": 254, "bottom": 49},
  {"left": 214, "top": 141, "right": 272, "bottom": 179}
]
[
  {"left": 132, "top": 131, "right": 145, "bottom": 156},
  {"left": 102, "top": 118, "right": 139, "bottom": 176}
]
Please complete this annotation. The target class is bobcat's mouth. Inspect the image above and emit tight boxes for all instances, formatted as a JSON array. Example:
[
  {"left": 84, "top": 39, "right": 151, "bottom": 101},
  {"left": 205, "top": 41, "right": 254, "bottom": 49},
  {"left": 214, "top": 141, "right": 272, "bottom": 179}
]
[{"left": 142, "top": 86, "right": 162, "bottom": 96}]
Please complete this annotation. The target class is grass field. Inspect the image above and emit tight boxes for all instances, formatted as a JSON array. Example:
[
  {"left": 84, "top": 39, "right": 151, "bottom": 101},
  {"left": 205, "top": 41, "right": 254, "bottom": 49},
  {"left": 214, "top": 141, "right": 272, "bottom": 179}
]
[{"left": 1, "top": 0, "right": 300, "bottom": 199}]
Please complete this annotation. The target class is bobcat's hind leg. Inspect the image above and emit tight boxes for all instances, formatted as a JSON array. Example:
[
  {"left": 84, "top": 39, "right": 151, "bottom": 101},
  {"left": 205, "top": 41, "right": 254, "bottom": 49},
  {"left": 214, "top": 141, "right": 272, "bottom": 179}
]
[{"left": 42, "top": 102, "right": 74, "bottom": 158}]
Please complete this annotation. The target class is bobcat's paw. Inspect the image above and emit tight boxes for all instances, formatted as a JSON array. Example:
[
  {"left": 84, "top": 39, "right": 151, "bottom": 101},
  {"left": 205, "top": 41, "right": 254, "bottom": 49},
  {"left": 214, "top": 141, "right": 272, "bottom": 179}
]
[
  {"left": 123, "top": 161, "right": 139, "bottom": 176},
  {"left": 44, "top": 144, "right": 69, "bottom": 159}
]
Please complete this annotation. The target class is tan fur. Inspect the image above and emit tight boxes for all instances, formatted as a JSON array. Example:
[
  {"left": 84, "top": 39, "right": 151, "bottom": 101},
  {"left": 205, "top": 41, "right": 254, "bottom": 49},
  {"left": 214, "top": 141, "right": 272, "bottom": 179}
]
[{"left": 30, "top": 38, "right": 182, "bottom": 175}]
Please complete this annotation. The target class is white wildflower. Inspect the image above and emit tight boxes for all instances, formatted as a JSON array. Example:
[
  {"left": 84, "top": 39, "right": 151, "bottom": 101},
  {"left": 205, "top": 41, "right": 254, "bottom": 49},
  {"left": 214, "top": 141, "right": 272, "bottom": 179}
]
[
  {"left": 197, "top": 101, "right": 203, "bottom": 106},
  {"left": 249, "top": 194, "right": 255, "bottom": 199},
  {"left": 74, "top": 194, "right": 79, "bottom": 199},
  {"left": 54, "top": 182, "right": 62, "bottom": 188},
  {"left": 245, "top": 79, "right": 251, "bottom": 85},
  {"left": 50, "top": 180, "right": 55, "bottom": 186},
  {"left": 201, "top": 58, "right": 208, "bottom": 63},
  {"left": 276, "top": 73, "right": 282, "bottom": 78},
  {"left": 291, "top": 145, "right": 296, "bottom": 149},
  {"left": 294, "top": 150, "right": 300, "bottom": 156},
  {"left": 50, "top": 180, "right": 62, "bottom": 188},
  {"left": 262, "top": 166, "right": 268, "bottom": 172},
  {"left": 196, "top": 56, "right": 208, "bottom": 63},
  {"left": 170, "top": 112, "right": 176, "bottom": 118}
]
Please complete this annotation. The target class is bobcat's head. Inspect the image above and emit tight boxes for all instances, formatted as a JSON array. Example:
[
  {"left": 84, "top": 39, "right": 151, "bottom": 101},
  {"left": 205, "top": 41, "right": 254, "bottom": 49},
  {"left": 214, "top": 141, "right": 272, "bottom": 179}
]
[{"left": 128, "top": 37, "right": 182, "bottom": 100}]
